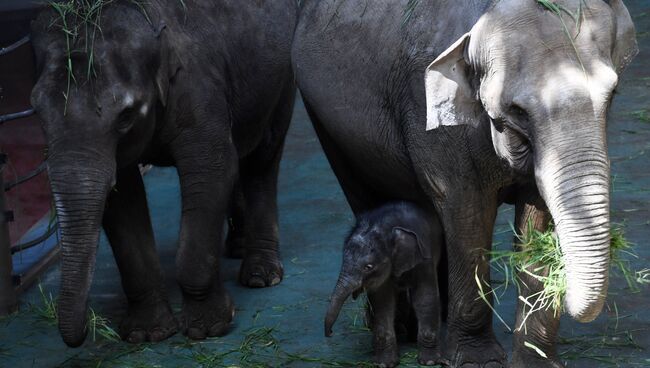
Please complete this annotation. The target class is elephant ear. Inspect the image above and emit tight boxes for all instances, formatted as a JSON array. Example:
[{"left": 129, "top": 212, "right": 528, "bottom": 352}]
[
  {"left": 392, "top": 227, "right": 431, "bottom": 277},
  {"left": 608, "top": 0, "right": 638, "bottom": 74},
  {"left": 424, "top": 32, "right": 482, "bottom": 131},
  {"left": 155, "top": 23, "right": 181, "bottom": 107}
]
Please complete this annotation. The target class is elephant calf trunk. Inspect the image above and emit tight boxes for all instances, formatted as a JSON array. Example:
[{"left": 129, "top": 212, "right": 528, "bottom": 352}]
[{"left": 325, "top": 275, "right": 360, "bottom": 337}]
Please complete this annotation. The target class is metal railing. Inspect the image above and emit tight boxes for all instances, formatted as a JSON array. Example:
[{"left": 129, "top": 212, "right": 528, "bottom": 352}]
[{"left": 0, "top": 34, "right": 58, "bottom": 316}]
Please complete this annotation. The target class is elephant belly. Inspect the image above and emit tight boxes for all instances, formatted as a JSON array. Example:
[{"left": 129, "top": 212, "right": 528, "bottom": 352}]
[{"left": 312, "top": 104, "right": 424, "bottom": 205}]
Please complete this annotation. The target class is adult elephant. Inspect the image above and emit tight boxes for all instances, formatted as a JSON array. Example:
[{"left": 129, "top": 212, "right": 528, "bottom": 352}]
[
  {"left": 292, "top": 0, "right": 637, "bottom": 367},
  {"left": 30, "top": 0, "right": 296, "bottom": 347}
]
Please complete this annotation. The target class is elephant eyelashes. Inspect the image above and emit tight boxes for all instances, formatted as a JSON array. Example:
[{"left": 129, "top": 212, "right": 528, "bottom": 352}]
[
  {"left": 506, "top": 105, "right": 530, "bottom": 135},
  {"left": 116, "top": 107, "right": 137, "bottom": 134},
  {"left": 509, "top": 104, "right": 529, "bottom": 123}
]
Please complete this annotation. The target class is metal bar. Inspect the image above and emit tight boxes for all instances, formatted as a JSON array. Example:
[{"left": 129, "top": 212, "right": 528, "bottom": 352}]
[
  {"left": 0, "top": 155, "right": 18, "bottom": 315},
  {"left": 4, "top": 161, "right": 46, "bottom": 192},
  {"left": 0, "top": 35, "right": 30, "bottom": 57},
  {"left": 0, "top": 108, "right": 35, "bottom": 125},
  {"left": 15, "top": 246, "right": 60, "bottom": 294},
  {"left": 10, "top": 222, "right": 58, "bottom": 255}
]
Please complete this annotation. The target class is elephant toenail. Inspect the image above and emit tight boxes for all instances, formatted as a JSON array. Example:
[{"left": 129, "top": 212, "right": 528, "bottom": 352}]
[
  {"left": 186, "top": 327, "right": 207, "bottom": 340},
  {"left": 127, "top": 329, "right": 146, "bottom": 343},
  {"left": 149, "top": 328, "right": 167, "bottom": 342},
  {"left": 247, "top": 276, "right": 267, "bottom": 288}
]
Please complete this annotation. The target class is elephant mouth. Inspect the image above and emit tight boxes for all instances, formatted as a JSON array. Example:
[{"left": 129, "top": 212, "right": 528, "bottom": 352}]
[{"left": 352, "top": 288, "right": 363, "bottom": 300}]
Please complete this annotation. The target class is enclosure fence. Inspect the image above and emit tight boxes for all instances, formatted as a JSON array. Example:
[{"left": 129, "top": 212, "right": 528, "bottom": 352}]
[{"left": 0, "top": 34, "right": 59, "bottom": 316}]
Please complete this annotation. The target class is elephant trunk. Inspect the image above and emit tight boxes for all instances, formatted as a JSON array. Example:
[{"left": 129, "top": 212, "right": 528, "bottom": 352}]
[
  {"left": 535, "top": 140, "right": 610, "bottom": 323},
  {"left": 48, "top": 152, "right": 115, "bottom": 347},
  {"left": 325, "top": 272, "right": 361, "bottom": 337}
]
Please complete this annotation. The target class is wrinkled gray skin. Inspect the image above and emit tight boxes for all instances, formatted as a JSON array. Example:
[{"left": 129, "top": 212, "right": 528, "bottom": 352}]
[
  {"left": 325, "top": 202, "right": 444, "bottom": 367},
  {"left": 30, "top": 0, "right": 296, "bottom": 347},
  {"left": 293, "top": 0, "right": 637, "bottom": 367}
]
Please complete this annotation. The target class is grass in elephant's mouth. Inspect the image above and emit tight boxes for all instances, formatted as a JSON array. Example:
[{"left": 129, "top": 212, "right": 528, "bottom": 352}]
[{"left": 477, "top": 222, "right": 643, "bottom": 334}]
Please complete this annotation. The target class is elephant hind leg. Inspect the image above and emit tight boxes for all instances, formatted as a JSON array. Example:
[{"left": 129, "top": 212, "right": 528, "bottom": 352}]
[{"left": 237, "top": 83, "right": 296, "bottom": 288}]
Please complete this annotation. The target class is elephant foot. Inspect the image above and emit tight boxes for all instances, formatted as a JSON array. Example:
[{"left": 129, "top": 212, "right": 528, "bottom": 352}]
[
  {"left": 443, "top": 333, "right": 507, "bottom": 368},
  {"left": 373, "top": 347, "right": 400, "bottom": 368},
  {"left": 180, "top": 290, "right": 235, "bottom": 340},
  {"left": 120, "top": 296, "right": 178, "bottom": 343},
  {"left": 418, "top": 346, "right": 442, "bottom": 366},
  {"left": 239, "top": 247, "right": 283, "bottom": 288},
  {"left": 511, "top": 347, "right": 564, "bottom": 368}
]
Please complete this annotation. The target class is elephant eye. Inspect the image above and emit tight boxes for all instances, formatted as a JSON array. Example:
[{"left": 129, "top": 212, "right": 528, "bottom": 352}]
[
  {"left": 116, "top": 107, "right": 136, "bottom": 134},
  {"left": 509, "top": 104, "right": 527, "bottom": 118},
  {"left": 364, "top": 264, "right": 374, "bottom": 271},
  {"left": 508, "top": 104, "right": 530, "bottom": 128}
]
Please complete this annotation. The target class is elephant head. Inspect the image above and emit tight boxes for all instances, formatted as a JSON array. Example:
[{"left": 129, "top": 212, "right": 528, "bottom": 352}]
[
  {"left": 424, "top": 0, "right": 637, "bottom": 322},
  {"left": 324, "top": 222, "right": 428, "bottom": 337},
  {"left": 29, "top": 3, "right": 178, "bottom": 347}
]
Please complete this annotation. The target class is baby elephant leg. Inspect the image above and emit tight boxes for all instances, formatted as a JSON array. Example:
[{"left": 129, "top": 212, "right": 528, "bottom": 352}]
[
  {"left": 368, "top": 284, "right": 399, "bottom": 368},
  {"left": 412, "top": 265, "right": 442, "bottom": 366}
]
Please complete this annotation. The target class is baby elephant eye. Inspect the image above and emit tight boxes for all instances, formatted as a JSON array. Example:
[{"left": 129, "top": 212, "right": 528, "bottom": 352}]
[{"left": 364, "top": 264, "right": 374, "bottom": 271}]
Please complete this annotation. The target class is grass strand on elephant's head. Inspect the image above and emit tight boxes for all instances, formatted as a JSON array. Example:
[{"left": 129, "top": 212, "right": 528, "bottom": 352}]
[
  {"left": 46, "top": 0, "right": 184, "bottom": 113},
  {"left": 402, "top": 0, "right": 421, "bottom": 26},
  {"left": 536, "top": 0, "right": 587, "bottom": 75}
]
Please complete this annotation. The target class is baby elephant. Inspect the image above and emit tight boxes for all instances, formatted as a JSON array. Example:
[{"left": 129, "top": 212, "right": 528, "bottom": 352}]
[{"left": 324, "top": 202, "right": 443, "bottom": 367}]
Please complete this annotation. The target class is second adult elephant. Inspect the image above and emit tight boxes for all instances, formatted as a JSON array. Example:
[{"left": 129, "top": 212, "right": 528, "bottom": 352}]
[
  {"left": 293, "top": 0, "right": 637, "bottom": 367},
  {"left": 30, "top": 0, "right": 296, "bottom": 347}
]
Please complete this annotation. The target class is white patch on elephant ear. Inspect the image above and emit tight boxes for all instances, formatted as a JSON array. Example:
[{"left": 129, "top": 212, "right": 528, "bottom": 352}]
[
  {"left": 608, "top": 0, "right": 638, "bottom": 74},
  {"left": 424, "top": 32, "right": 482, "bottom": 131}
]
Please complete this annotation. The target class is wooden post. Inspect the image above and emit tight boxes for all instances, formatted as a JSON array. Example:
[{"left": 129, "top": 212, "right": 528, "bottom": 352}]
[{"left": 0, "top": 153, "right": 17, "bottom": 315}]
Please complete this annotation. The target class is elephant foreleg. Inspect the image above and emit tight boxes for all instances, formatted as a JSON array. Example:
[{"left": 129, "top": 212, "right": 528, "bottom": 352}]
[
  {"left": 102, "top": 165, "right": 177, "bottom": 343},
  {"left": 439, "top": 192, "right": 507, "bottom": 368},
  {"left": 368, "top": 283, "right": 399, "bottom": 368},
  {"left": 511, "top": 193, "right": 564, "bottom": 368},
  {"left": 173, "top": 129, "right": 238, "bottom": 340},
  {"left": 412, "top": 265, "right": 442, "bottom": 366}
]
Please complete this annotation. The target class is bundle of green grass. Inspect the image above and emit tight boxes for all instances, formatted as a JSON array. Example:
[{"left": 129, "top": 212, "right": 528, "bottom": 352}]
[{"left": 482, "top": 222, "right": 647, "bottom": 332}]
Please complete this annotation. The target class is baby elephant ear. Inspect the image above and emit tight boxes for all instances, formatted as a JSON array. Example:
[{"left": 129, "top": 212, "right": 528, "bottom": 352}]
[
  {"left": 608, "top": 0, "right": 638, "bottom": 74},
  {"left": 392, "top": 227, "right": 431, "bottom": 277},
  {"left": 424, "top": 32, "right": 482, "bottom": 131}
]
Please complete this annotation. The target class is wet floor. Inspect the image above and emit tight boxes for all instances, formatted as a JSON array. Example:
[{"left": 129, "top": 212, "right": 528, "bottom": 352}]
[{"left": 1, "top": 1, "right": 650, "bottom": 367}]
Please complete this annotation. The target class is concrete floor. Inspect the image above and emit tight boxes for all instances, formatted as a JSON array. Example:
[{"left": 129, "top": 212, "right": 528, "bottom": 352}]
[{"left": 2, "top": 1, "right": 650, "bottom": 366}]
